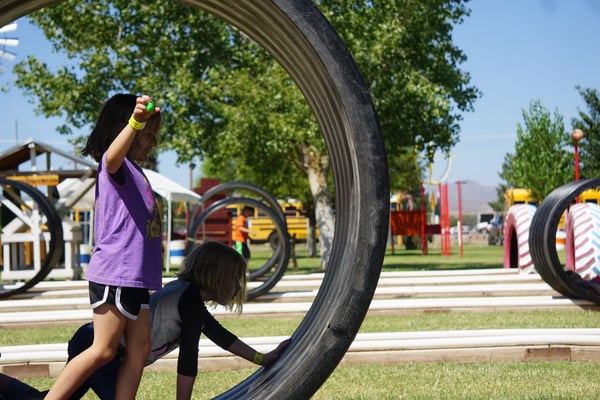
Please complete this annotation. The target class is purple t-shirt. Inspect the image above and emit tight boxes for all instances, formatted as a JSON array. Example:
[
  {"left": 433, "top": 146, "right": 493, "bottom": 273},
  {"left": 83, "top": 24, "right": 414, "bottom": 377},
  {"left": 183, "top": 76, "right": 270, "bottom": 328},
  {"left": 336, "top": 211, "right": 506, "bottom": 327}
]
[{"left": 85, "top": 154, "right": 163, "bottom": 290}]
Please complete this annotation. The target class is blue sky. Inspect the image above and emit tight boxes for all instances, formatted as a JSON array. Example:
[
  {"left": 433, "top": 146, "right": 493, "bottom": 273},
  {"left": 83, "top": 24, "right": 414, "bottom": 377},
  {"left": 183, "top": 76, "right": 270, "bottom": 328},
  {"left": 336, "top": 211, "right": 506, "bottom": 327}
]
[{"left": 1, "top": 0, "right": 600, "bottom": 190}]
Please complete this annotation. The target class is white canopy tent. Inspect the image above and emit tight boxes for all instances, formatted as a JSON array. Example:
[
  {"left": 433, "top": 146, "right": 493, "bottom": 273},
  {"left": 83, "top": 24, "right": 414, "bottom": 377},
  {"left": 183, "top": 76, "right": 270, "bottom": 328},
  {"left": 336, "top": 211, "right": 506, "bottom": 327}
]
[{"left": 142, "top": 168, "right": 203, "bottom": 271}]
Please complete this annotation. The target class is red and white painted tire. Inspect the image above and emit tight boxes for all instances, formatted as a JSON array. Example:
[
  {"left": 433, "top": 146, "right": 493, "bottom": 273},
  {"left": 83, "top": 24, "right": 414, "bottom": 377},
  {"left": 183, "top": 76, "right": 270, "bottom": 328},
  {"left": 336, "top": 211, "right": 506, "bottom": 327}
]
[
  {"left": 566, "top": 202, "right": 600, "bottom": 280},
  {"left": 504, "top": 204, "right": 537, "bottom": 274}
]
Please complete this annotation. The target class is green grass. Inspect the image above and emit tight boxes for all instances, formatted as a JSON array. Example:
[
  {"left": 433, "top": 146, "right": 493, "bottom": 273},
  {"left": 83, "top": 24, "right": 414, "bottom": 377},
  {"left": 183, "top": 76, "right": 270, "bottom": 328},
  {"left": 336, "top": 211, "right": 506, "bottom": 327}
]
[
  {"left": 241, "top": 241, "right": 506, "bottom": 275},
  {"left": 166, "top": 241, "right": 506, "bottom": 276},
  {"left": 21, "top": 361, "right": 600, "bottom": 399},
  {"left": 381, "top": 244, "right": 504, "bottom": 271}
]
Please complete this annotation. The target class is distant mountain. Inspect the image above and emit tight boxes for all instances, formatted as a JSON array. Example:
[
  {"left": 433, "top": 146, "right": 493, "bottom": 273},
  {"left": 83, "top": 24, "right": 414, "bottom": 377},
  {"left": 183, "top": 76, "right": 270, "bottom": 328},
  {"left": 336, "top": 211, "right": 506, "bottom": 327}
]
[{"left": 425, "top": 179, "right": 498, "bottom": 215}]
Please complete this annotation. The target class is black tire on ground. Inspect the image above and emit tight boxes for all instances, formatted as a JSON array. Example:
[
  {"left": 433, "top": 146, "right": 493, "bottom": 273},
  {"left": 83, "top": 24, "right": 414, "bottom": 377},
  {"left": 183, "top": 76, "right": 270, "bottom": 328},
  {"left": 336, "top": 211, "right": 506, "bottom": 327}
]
[
  {"left": 0, "top": 2, "right": 389, "bottom": 398},
  {"left": 0, "top": 178, "right": 65, "bottom": 299},
  {"left": 529, "top": 178, "right": 600, "bottom": 304}
]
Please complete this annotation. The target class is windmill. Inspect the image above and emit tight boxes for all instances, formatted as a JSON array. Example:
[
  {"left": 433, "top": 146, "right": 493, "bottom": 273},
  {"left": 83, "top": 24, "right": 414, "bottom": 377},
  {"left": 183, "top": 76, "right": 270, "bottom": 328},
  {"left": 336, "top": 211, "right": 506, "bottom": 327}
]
[{"left": 0, "top": 22, "right": 18, "bottom": 75}]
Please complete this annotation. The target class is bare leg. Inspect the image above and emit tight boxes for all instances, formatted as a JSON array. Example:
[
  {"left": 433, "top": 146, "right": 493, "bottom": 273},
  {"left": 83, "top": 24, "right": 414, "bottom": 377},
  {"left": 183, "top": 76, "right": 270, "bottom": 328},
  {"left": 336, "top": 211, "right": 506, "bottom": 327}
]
[
  {"left": 45, "top": 304, "right": 125, "bottom": 400},
  {"left": 114, "top": 308, "right": 151, "bottom": 400}
]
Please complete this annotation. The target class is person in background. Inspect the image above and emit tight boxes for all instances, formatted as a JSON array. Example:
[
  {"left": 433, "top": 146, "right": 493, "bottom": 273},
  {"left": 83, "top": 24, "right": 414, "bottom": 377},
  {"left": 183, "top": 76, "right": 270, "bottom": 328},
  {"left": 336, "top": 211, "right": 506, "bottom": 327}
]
[
  {"left": 232, "top": 205, "right": 256, "bottom": 263},
  {"left": 45, "top": 93, "right": 163, "bottom": 400}
]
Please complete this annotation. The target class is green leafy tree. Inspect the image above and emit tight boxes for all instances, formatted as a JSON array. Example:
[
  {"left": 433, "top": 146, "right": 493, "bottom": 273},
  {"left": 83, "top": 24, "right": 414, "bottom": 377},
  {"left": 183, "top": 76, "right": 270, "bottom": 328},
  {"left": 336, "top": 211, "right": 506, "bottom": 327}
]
[
  {"left": 319, "top": 0, "right": 479, "bottom": 185},
  {"left": 488, "top": 182, "right": 508, "bottom": 212},
  {"left": 572, "top": 85, "right": 600, "bottom": 179},
  {"left": 500, "top": 100, "right": 573, "bottom": 202},
  {"left": 10, "top": 1, "right": 242, "bottom": 160},
  {"left": 8, "top": 0, "right": 479, "bottom": 267}
]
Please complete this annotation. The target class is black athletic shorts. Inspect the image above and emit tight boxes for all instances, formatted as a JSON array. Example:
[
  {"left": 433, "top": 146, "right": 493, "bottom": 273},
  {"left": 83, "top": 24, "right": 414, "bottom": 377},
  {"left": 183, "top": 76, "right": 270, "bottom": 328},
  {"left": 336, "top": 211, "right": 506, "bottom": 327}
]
[{"left": 89, "top": 282, "right": 150, "bottom": 320}]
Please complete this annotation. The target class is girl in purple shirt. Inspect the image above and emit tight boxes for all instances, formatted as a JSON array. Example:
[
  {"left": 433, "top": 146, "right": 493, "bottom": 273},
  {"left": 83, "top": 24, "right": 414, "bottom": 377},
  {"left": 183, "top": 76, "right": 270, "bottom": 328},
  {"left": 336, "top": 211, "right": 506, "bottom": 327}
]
[{"left": 46, "top": 93, "right": 162, "bottom": 400}]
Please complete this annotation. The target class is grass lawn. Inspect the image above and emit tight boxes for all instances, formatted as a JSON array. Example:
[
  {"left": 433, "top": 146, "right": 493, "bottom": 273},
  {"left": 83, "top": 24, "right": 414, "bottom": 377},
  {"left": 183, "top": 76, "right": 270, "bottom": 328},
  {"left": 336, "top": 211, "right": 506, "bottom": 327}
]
[
  {"left": 21, "top": 361, "right": 600, "bottom": 399},
  {"left": 240, "top": 240, "right": 506, "bottom": 275},
  {"left": 10, "top": 242, "right": 600, "bottom": 399}
]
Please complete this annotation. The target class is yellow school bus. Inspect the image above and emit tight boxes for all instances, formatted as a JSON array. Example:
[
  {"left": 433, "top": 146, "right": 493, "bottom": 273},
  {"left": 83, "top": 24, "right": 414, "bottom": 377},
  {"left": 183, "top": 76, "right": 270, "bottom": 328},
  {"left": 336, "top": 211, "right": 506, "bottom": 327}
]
[{"left": 227, "top": 200, "right": 318, "bottom": 244}]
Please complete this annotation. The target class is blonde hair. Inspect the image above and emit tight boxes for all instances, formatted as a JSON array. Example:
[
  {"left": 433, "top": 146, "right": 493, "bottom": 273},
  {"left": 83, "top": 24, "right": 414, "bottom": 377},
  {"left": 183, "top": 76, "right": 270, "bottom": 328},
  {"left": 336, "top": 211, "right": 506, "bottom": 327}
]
[{"left": 178, "top": 241, "right": 247, "bottom": 313}]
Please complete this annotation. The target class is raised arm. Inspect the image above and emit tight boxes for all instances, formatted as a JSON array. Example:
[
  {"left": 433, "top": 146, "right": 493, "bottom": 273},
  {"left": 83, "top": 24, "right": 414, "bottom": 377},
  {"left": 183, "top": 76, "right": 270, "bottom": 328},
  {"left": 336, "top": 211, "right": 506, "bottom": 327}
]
[{"left": 104, "top": 95, "right": 157, "bottom": 173}]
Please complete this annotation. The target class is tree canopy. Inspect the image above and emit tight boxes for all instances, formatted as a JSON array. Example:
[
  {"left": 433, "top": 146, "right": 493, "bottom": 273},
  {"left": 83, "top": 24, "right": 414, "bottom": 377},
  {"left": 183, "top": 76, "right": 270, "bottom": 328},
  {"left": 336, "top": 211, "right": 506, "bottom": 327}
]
[
  {"left": 9, "top": 0, "right": 478, "bottom": 196},
  {"left": 572, "top": 85, "right": 600, "bottom": 179},
  {"left": 500, "top": 100, "right": 573, "bottom": 202}
]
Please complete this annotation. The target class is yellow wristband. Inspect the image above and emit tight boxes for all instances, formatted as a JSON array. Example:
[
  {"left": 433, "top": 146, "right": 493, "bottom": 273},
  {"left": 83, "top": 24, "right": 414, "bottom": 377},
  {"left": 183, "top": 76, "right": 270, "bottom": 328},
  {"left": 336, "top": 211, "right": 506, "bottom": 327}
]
[
  {"left": 128, "top": 115, "right": 146, "bottom": 131},
  {"left": 253, "top": 352, "right": 263, "bottom": 365}
]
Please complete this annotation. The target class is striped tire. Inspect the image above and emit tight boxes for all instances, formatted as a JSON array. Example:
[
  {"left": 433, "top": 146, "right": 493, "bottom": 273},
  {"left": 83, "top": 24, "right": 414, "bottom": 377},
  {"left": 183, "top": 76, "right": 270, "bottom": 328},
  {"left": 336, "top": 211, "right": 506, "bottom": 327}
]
[
  {"left": 503, "top": 204, "right": 537, "bottom": 273},
  {"left": 565, "top": 202, "right": 600, "bottom": 280}
]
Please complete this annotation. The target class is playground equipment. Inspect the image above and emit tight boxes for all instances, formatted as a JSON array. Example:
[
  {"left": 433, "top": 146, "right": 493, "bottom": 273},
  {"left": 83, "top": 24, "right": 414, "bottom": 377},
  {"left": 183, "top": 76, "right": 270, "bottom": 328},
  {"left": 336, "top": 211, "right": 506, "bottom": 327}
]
[
  {"left": 0, "top": 2, "right": 389, "bottom": 399},
  {"left": 0, "top": 177, "right": 64, "bottom": 298},
  {"left": 565, "top": 201, "right": 600, "bottom": 280},
  {"left": 503, "top": 187, "right": 600, "bottom": 274},
  {"left": 187, "top": 181, "right": 291, "bottom": 300},
  {"left": 530, "top": 178, "right": 600, "bottom": 305},
  {"left": 0, "top": 140, "right": 97, "bottom": 298},
  {"left": 502, "top": 188, "right": 538, "bottom": 273}
]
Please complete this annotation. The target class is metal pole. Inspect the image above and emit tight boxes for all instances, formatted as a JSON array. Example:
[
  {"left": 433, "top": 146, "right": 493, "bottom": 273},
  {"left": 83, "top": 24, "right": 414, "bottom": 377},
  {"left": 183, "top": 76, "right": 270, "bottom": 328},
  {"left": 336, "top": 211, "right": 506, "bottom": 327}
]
[{"left": 457, "top": 181, "right": 464, "bottom": 257}]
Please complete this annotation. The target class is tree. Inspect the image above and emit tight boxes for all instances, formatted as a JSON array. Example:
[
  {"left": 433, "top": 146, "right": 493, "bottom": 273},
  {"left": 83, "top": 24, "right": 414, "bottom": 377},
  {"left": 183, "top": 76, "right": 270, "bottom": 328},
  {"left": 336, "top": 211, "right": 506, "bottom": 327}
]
[
  {"left": 319, "top": 0, "right": 480, "bottom": 177},
  {"left": 572, "top": 85, "right": 600, "bottom": 179},
  {"left": 488, "top": 182, "right": 508, "bottom": 212},
  {"left": 8, "top": 0, "right": 479, "bottom": 268},
  {"left": 500, "top": 100, "right": 573, "bottom": 202},
  {"left": 10, "top": 1, "right": 242, "bottom": 156}
]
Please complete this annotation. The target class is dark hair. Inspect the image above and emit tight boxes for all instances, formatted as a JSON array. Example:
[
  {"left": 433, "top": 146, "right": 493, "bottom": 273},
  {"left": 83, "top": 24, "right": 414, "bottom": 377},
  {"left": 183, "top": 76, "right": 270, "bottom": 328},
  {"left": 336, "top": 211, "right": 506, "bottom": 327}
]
[
  {"left": 82, "top": 94, "right": 136, "bottom": 162},
  {"left": 242, "top": 206, "right": 255, "bottom": 214}
]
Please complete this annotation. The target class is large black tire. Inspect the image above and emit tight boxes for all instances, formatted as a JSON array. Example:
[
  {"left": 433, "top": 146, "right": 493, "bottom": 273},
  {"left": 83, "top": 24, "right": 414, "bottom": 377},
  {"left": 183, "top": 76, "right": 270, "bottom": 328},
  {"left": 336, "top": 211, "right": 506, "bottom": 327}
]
[
  {"left": 0, "top": 178, "right": 64, "bottom": 299},
  {"left": 530, "top": 178, "right": 600, "bottom": 304},
  {"left": 192, "top": 181, "right": 290, "bottom": 281},
  {"left": 199, "top": 181, "right": 287, "bottom": 226},
  {"left": 186, "top": 196, "right": 290, "bottom": 300},
  {"left": 0, "top": 2, "right": 389, "bottom": 398}
]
